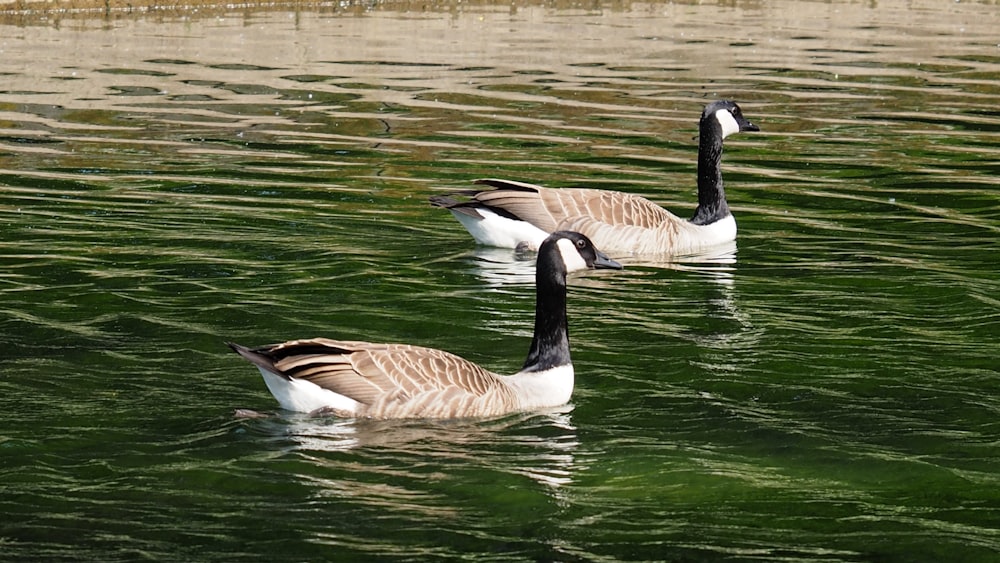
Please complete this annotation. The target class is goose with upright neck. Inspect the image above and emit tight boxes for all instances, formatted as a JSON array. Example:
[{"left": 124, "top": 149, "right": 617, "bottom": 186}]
[
  {"left": 227, "top": 231, "right": 621, "bottom": 419},
  {"left": 430, "top": 100, "right": 759, "bottom": 257}
]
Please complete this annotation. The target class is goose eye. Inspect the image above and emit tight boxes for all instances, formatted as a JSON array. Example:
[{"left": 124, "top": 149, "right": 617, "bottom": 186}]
[{"left": 576, "top": 239, "right": 587, "bottom": 249}]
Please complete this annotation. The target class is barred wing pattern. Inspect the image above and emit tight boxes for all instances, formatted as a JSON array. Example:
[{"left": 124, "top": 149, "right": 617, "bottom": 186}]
[
  {"left": 470, "top": 179, "right": 710, "bottom": 254},
  {"left": 252, "top": 338, "right": 520, "bottom": 419},
  {"left": 473, "top": 178, "right": 678, "bottom": 230}
]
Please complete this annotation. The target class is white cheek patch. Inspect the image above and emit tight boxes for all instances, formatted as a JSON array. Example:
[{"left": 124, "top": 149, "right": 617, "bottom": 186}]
[
  {"left": 715, "top": 108, "right": 741, "bottom": 138},
  {"left": 556, "top": 238, "right": 589, "bottom": 272}
]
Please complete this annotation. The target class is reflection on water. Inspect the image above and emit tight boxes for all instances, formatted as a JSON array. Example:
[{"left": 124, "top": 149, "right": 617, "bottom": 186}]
[
  {"left": 465, "top": 246, "right": 537, "bottom": 286},
  {"left": 1, "top": 0, "right": 999, "bottom": 561},
  {"left": 466, "top": 239, "right": 739, "bottom": 287},
  {"left": 271, "top": 407, "right": 579, "bottom": 485},
  {"left": 240, "top": 407, "right": 583, "bottom": 554}
]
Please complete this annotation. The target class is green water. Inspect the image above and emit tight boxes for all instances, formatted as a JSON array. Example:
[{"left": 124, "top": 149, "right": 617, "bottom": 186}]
[{"left": 1, "top": 2, "right": 999, "bottom": 561}]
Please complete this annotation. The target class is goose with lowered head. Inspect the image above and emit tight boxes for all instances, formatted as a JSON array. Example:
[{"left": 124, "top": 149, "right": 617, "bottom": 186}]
[
  {"left": 227, "top": 231, "right": 621, "bottom": 419},
  {"left": 430, "top": 100, "right": 759, "bottom": 256}
]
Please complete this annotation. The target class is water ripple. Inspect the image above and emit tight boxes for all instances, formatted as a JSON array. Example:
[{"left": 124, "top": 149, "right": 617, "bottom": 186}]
[{"left": 1, "top": 2, "right": 999, "bottom": 561}]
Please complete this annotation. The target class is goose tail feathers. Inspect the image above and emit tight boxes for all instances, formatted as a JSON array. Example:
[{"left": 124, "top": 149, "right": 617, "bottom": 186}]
[{"left": 226, "top": 341, "right": 288, "bottom": 380}]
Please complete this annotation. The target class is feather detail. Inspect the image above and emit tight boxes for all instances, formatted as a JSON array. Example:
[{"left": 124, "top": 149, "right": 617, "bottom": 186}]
[{"left": 232, "top": 338, "right": 524, "bottom": 419}]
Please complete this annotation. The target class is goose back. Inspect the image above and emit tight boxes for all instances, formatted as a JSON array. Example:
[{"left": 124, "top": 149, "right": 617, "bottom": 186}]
[
  {"left": 230, "top": 338, "right": 523, "bottom": 419},
  {"left": 474, "top": 179, "right": 676, "bottom": 230},
  {"left": 457, "top": 179, "right": 735, "bottom": 255}
]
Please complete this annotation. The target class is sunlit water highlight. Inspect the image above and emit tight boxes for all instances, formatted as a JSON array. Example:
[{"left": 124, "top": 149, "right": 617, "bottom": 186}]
[{"left": 1, "top": 1, "right": 998, "bottom": 561}]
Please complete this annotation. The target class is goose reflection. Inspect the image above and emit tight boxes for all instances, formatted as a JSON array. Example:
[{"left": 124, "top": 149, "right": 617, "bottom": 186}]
[
  {"left": 461, "top": 246, "right": 542, "bottom": 287},
  {"left": 458, "top": 239, "right": 751, "bottom": 362},
  {"left": 622, "top": 239, "right": 738, "bottom": 287},
  {"left": 634, "top": 241, "right": 752, "bottom": 350},
  {"left": 239, "top": 406, "right": 581, "bottom": 491},
  {"left": 460, "top": 241, "right": 737, "bottom": 289},
  {"left": 640, "top": 242, "right": 757, "bottom": 365}
]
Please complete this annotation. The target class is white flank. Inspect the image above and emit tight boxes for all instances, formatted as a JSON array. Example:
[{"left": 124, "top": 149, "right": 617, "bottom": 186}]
[
  {"left": 506, "top": 364, "right": 575, "bottom": 410},
  {"left": 555, "top": 237, "right": 590, "bottom": 272},
  {"left": 451, "top": 208, "right": 549, "bottom": 249},
  {"left": 715, "top": 108, "right": 741, "bottom": 138},
  {"left": 580, "top": 212, "right": 736, "bottom": 255},
  {"left": 258, "top": 368, "right": 361, "bottom": 414}
]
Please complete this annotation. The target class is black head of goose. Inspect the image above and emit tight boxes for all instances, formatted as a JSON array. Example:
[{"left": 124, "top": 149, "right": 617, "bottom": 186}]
[
  {"left": 429, "top": 100, "right": 759, "bottom": 257},
  {"left": 227, "top": 231, "right": 622, "bottom": 419}
]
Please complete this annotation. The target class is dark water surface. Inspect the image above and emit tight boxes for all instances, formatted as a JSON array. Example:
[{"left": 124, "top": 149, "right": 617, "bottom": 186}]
[{"left": 2, "top": 1, "right": 999, "bottom": 561}]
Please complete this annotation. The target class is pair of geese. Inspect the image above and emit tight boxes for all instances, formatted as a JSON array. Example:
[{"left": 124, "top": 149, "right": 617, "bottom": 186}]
[{"left": 228, "top": 100, "right": 759, "bottom": 420}]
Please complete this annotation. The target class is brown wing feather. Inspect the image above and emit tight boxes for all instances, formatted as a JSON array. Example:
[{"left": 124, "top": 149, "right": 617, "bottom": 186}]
[
  {"left": 469, "top": 180, "right": 560, "bottom": 231},
  {"left": 545, "top": 189, "right": 676, "bottom": 229},
  {"left": 256, "top": 338, "right": 506, "bottom": 407},
  {"left": 471, "top": 178, "right": 677, "bottom": 231}
]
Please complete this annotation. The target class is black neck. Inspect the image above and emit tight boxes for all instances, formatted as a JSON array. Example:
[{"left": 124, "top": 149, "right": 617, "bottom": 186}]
[
  {"left": 521, "top": 248, "right": 571, "bottom": 372},
  {"left": 690, "top": 119, "right": 730, "bottom": 226}
]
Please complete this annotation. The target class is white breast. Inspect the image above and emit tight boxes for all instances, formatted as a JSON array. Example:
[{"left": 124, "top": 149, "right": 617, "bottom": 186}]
[{"left": 505, "top": 364, "right": 575, "bottom": 410}]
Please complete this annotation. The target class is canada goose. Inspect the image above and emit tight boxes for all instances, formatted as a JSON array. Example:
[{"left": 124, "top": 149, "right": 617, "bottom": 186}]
[
  {"left": 227, "top": 231, "right": 622, "bottom": 419},
  {"left": 430, "top": 100, "right": 759, "bottom": 256}
]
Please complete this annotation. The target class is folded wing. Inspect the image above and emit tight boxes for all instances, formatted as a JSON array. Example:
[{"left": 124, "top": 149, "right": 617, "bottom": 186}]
[{"left": 472, "top": 178, "right": 677, "bottom": 230}]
